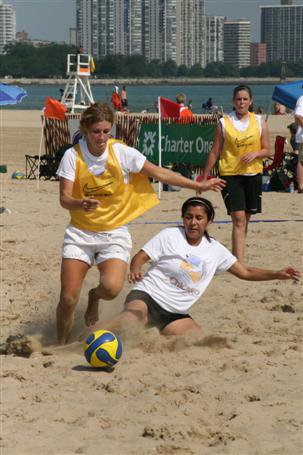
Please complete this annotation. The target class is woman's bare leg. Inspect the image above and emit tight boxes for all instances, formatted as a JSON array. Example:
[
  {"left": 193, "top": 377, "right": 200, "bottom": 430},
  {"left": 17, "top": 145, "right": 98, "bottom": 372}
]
[
  {"left": 161, "top": 317, "right": 203, "bottom": 337},
  {"left": 297, "top": 160, "right": 303, "bottom": 191},
  {"left": 85, "top": 259, "right": 128, "bottom": 326},
  {"left": 83, "top": 300, "right": 149, "bottom": 339},
  {"left": 57, "top": 259, "right": 89, "bottom": 344},
  {"left": 230, "top": 211, "right": 251, "bottom": 264}
]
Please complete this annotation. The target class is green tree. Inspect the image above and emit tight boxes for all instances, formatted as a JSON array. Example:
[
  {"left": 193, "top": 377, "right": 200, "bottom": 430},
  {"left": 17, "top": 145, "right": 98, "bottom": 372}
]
[
  {"left": 204, "top": 62, "right": 224, "bottom": 77},
  {"left": 1, "top": 42, "right": 77, "bottom": 77},
  {"left": 124, "top": 55, "right": 148, "bottom": 77},
  {"left": 188, "top": 63, "right": 203, "bottom": 77},
  {"left": 161, "top": 59, "right": 178, "bottom": 77},
  {"left": 146, "top": 59, "right": 162, "bottom": 77},
  {"left": 177, "top": 64, "right": 189, "bottom": 77}
]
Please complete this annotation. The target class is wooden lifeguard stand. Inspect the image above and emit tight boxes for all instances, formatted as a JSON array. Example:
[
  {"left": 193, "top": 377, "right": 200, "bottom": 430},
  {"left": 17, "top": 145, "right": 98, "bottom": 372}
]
[{"left": 61, "top": 53, "right": 95, "bottom": 113}]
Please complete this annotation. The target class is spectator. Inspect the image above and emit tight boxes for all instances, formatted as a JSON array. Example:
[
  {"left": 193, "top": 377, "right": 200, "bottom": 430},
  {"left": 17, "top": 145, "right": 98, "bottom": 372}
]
[
  {"left": 176, "top": 93, "right": 193, "bottom": 119},
  {"left": 273, "top": 102, "right": 286, "bottom": 115},
  {"left": 121, "top": 85, "right": 128, "bottom": 112},
  {"left": 111, "top": 86, "right": 123, "bottom": 112}
]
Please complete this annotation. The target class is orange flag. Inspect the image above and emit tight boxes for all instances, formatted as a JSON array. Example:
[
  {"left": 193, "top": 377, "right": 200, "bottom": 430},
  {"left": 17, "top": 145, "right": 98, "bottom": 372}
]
[
  {"left": 44, "top": 96, "right": 67, "bottom": 121},
  {"left": 159, "top": 96, "right": 180, "bottom": 119}
]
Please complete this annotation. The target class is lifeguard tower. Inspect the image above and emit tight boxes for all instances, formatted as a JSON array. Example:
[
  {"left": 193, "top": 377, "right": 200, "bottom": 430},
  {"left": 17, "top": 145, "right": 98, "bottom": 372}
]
[{"left": 61, "top": 53, "right": 95, "bottom": 113}]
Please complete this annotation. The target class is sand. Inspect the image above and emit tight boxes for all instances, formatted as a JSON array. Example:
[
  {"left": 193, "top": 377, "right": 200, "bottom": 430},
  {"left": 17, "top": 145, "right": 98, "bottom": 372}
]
[{"left": 1, "top": 111, "right": 302, "bottom": 455}]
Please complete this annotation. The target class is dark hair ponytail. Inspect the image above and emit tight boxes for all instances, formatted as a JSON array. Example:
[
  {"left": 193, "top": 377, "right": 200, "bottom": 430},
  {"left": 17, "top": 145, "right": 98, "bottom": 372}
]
[{"left": 181, "top": 197, "right": 215, "bottom": 242}]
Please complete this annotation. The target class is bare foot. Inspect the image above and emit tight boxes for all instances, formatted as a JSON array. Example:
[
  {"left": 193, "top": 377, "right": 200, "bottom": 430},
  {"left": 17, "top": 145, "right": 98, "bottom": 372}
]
[{"left": 84, "top": 289, "right": 100, "bottom": 327}]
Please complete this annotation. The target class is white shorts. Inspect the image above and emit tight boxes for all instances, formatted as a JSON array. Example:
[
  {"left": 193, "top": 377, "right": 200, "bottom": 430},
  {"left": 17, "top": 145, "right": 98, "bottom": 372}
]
[{"left": 62, "top": 225, "right": 132, "bottom": 266}]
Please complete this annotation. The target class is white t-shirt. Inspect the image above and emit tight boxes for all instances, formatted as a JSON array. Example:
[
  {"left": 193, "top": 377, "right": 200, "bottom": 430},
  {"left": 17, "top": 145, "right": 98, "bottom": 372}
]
[
  {"left": 220, "top": 111, "right": 262, "bottom": 137},
  {"left": 56, "top": 137, "right": 146, "bottom": 183},
  {"left": 133, "top": 227, "right": 237, "bottom": 314},
  {"left": 295, "top": 96, "right": 303, "bottom": 144}
]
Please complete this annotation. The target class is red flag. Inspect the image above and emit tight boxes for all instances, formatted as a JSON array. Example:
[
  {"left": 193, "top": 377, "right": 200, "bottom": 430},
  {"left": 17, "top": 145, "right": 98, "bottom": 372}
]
[
  {"left": 44, "top": 96, "right": 67, "bottom": 121},
  {"left": 159, "top": 96, "right": 180, "bottom": 119}
]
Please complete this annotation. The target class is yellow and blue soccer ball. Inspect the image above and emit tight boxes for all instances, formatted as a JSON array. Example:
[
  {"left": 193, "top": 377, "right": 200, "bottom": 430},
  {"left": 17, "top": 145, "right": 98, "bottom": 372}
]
[
  {"left": 84, "top": 330, "right": 122, "bottom": 368},
  {"left": 11, "top": 170, "right": 25, "bottom": 179}
]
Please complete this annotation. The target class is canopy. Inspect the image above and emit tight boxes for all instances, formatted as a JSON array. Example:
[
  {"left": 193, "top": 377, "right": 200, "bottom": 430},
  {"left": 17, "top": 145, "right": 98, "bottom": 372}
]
[
  {"left": 272, "top": 80, "right": 303, "bottom": 110},
  {"left": 0, "top": 83, "right": 27, "bottom": 106}
]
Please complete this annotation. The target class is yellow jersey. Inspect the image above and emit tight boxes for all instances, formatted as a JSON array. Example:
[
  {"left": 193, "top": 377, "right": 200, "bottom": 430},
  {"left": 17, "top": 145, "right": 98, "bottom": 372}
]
[
  {"left": 219, "top": 112, "right": 263, "bottom": 176},
  {"left": 70, "top": 139, "right": 159, "bottom": 231}
]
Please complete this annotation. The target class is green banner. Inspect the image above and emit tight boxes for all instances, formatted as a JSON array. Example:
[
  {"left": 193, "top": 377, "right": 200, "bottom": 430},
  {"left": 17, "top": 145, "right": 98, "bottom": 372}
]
[{"left": 138, "top": 123, "right": 215, "bottom": 167}]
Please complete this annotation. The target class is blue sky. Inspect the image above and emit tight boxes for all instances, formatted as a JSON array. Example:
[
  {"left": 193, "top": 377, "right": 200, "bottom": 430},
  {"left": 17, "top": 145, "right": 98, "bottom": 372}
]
[{"left": 8, "top": 0, "right": 302, "bottom": 42}]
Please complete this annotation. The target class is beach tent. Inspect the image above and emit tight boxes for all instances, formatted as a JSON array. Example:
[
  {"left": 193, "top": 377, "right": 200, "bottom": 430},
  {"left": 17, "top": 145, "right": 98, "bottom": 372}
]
[{"left": 272, "top": 79, "right": 303, "bottom": 110}]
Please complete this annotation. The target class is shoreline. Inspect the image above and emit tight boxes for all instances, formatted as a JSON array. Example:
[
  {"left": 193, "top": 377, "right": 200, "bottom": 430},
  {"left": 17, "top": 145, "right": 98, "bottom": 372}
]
[{"left": 0, "top": 77, "right": 296, "bottom": 86}]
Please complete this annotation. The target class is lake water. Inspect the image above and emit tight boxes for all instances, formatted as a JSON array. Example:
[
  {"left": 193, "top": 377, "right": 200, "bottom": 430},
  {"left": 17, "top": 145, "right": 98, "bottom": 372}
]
[{"left": 3, "top": 83, "right": 275, "bottom": 113}]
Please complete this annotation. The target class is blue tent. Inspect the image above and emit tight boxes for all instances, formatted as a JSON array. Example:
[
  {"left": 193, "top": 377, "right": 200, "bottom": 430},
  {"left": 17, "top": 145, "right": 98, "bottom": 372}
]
[{"left": 272, "top": 79, "right": 303, "bottom": 110}]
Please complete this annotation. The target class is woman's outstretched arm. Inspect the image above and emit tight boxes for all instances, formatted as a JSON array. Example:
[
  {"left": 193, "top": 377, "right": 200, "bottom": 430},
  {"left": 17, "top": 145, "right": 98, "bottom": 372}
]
[
  {"left": 228, "top": 261, "right": 301, "bottom": 282},
  {"left": 141, "top": 160, "right": 226, "bottom": 193}
]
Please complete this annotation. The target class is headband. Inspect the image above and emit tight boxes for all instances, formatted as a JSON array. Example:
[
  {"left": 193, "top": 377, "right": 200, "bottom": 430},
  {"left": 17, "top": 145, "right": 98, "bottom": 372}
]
[{"left": 183, "top": 198, "right": 212, "bottom": 209}]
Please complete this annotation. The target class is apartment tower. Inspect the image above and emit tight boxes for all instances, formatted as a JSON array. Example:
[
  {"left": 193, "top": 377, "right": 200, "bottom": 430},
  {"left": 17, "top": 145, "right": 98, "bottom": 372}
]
[
  {"left": 260, "top": 0, "right": 303, "bottom": 62},
  {"left": 0, "top": 0, "right": 16, "bottom": 54},
  {"left": 76, "top": 0, "right": 207, "bottom": 66},
  {"left": 224, "top": 19, "right": 251, "bottom": 68},
  {"left": 205, "top": 16, "right": 224, "bottom": 65}
]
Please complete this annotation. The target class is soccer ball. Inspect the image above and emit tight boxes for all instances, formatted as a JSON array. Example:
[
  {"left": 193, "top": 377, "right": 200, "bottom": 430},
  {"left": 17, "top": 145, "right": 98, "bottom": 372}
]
[
  {"left": 84, "top": 330, "right": 122, "bottom": 368},
  {"left": 11, "top": 170, "right": 25, "bottom": 179}
]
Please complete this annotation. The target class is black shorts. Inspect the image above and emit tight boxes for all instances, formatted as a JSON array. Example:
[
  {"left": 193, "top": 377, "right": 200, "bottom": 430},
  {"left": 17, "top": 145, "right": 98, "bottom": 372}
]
[
  {"left": 221, "top": 174, "right": 262, "bottom": 215},
  {"left": 125, "top": 290, "right": 192, "bottom": 332},
  {"left": 121, "top": 99, "right": 128, "bottom": 108}
]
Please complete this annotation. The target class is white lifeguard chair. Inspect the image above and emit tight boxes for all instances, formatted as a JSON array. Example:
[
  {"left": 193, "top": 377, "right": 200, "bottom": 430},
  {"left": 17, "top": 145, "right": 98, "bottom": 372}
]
[{"left": 61, "top": 53, "right": 95, "bottom": 113}]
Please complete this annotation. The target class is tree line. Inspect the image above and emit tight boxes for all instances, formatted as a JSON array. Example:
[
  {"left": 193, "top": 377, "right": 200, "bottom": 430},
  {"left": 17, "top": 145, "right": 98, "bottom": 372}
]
[{"left": 1, "top": 43, "right": 303, "bottom": 79}]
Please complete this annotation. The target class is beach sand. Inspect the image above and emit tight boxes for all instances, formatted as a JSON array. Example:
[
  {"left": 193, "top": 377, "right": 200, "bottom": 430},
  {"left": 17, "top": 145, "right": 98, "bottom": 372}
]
[{"left": 1, "top": 111, "right": 302, "bottom": 455}]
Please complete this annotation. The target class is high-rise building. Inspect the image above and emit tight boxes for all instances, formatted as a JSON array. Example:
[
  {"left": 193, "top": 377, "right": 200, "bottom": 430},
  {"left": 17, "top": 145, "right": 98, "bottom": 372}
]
[
  {"left": 76, "top": 0, "right": 98, "bottom": 55},
  {"left": 179, "top": 0, "right": 206, "bottom": 67},
  {"left": 77, "top": 0, "right": 141, "bottom": 58},
  {"left": 142, "top": 0, "right": 161, "bottom": 61},
  {"left": 142, "top": 0, "right": 180, "bottom": 64},
  {"left": 205, "top": 16, "right": 224, "bottom": 65},
  {"left": 127, "top": 0, "right": 143, "bottom": 54},
  {"left": 224, "top": 19, "right": 251, "bottom": 68},
  {"left": 76, "top": 0, "right": 207, "bottom": 66},
  {"left": 250, "top": 43, "right": 267, "bottom": 66},
  {"left": 260, "top": 2, "right": 303, "bottom": 62},
  {"left": 160, "top": 0, "right": 180, "bottom": 64},
  {"left": 0, "top": 0, "right": 16, "bottom": 54},
  {"left": 99, "top": 0, "right": 115, "bottom": 56}
]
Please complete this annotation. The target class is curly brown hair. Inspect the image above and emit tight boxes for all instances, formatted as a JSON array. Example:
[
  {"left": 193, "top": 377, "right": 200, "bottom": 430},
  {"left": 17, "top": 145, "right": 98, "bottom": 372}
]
[{"left": 80, "top": 102, "right": 115, "bottom": 134}]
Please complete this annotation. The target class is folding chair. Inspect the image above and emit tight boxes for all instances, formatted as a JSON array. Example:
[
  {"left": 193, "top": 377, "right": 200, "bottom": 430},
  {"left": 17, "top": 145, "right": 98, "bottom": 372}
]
[
  {"left": 25, "top": 154, "right": 57, "bottom": 180},
  {"left": 25, "top": 154, "right": 39, "bottom": 179},
  {"left": 263, "top": 135, "right": 286, "bottom": 173}
]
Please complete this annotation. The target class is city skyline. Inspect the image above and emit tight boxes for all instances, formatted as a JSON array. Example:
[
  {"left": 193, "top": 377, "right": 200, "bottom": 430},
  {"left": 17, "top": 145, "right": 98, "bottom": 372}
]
[{"left": 7, "top": 0, "right": 302, "bottom": 43}]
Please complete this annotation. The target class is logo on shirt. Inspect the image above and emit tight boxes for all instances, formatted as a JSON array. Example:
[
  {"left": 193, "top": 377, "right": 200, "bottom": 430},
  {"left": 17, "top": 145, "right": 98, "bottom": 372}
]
[
  {"left": 235, "top": 135, "right": 254, "bottom": 148},
  {"left": 83, "top": 181, "right": 114, "bottom": 197},
  {"left": 180, "top": 255, "right": 203, "bottom": 283},
  {"left": 169, "top": 254, "right": 204, "bottom": 295}
]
